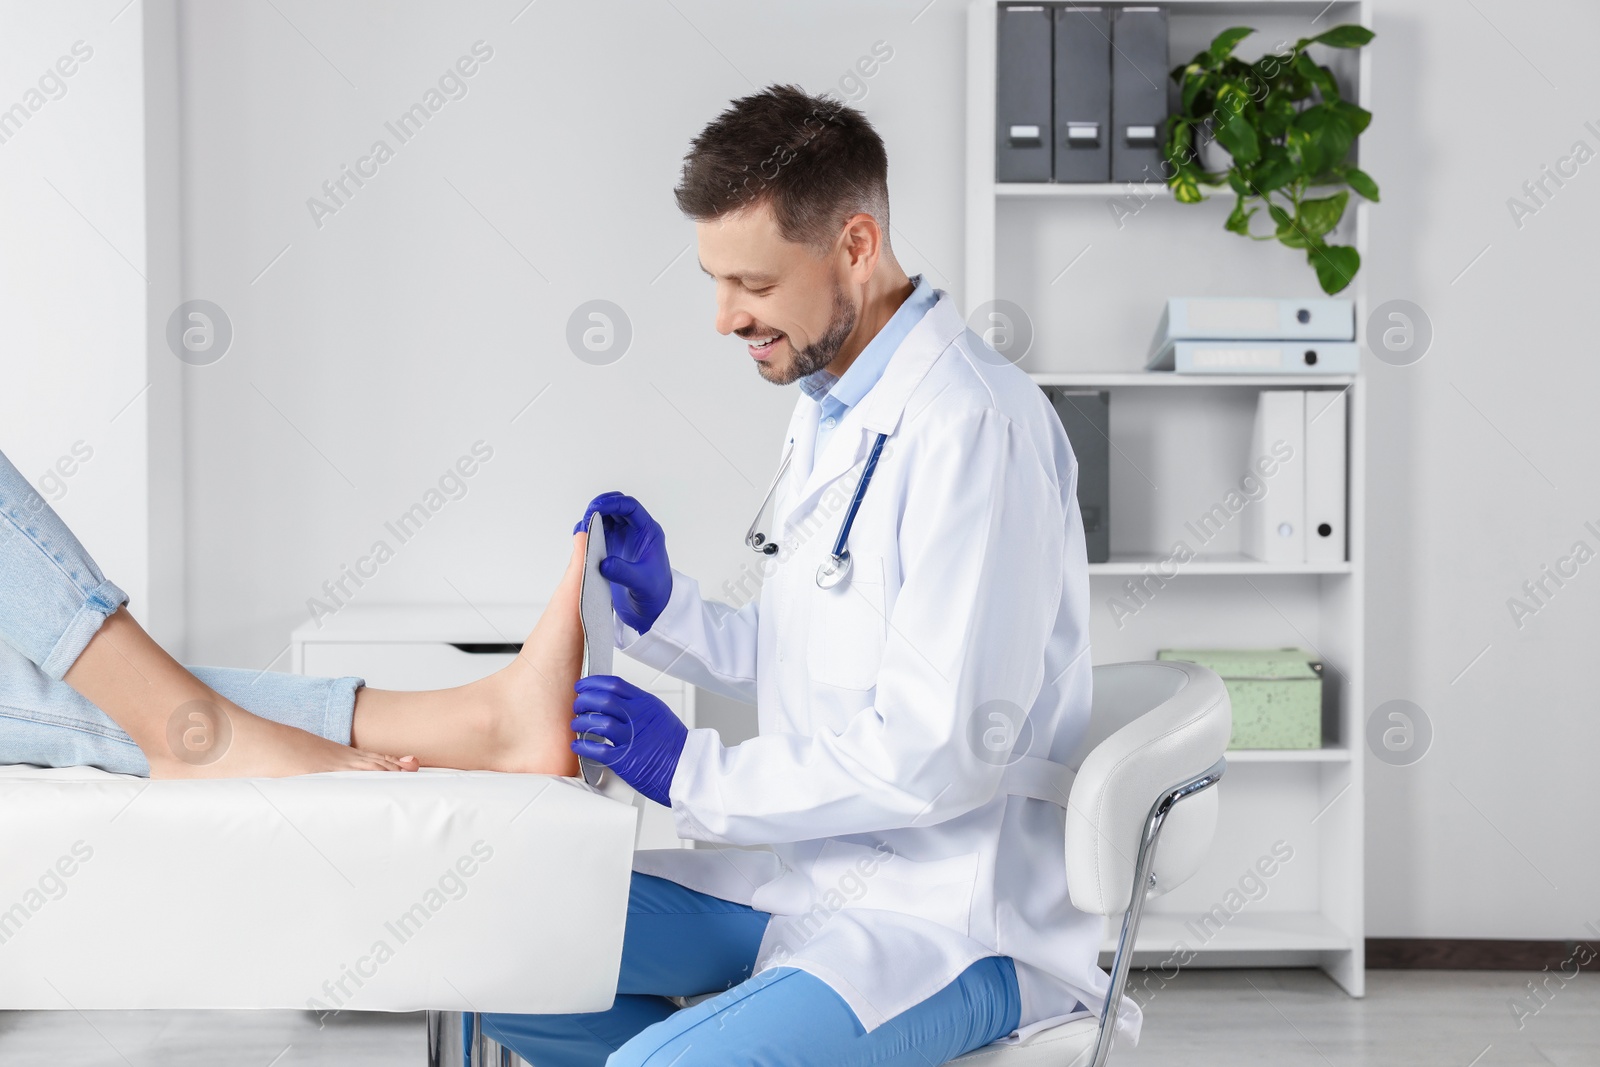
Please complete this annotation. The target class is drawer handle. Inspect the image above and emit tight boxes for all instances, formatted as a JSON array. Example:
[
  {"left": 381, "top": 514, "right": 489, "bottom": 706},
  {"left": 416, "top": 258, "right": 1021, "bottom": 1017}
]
[{"left": 449, "top": 642, "right": 523, "bottom": 654}]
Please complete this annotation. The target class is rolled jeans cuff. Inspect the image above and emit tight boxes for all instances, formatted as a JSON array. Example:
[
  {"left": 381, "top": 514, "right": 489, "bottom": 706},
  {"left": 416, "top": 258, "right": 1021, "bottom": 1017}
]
[
  {"left": 187, "top": 666, "right": 367, "bottom": 747},
  {"left": 320, "top": 674, "right": 363, "bottom": 746},
  {"left": 40, "top": 577, "right": 128, "bottom": 681}
]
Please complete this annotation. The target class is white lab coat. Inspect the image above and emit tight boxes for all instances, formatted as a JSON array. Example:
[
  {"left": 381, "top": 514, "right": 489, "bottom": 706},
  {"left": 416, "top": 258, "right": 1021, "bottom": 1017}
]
[{"left": 620, "top": 289, "right": 1140, "bottom": 1044}]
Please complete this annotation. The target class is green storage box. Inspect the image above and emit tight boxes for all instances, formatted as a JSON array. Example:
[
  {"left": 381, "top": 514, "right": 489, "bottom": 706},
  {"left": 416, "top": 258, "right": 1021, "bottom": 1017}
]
[{"left": 1157, "top": 648, "right": 1324, "bottom": 750}]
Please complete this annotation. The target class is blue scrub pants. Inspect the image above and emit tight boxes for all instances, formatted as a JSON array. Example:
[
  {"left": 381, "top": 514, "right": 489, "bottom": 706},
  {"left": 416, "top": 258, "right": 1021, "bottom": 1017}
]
[{"left": 482, "top": 872, "right": 1021, "bottom": 1067}]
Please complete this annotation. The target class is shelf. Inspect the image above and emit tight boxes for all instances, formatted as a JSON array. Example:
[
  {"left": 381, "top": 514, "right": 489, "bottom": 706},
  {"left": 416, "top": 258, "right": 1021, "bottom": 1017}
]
[
  {"left": 997, "top": 181, "right": 1174, "bottom": 199},
  {"left": 1223, "top": 746, "right": 1351, "bottom": 763},
  {"left": 977, "top": 0, "right": 1358, "bottom": 11},
  {"left": 1099, "top": 910, "right": 1352, "bottom": 957},
  {"left": 996, "top": 181, "right": 1249, "bottom": 201},
  {"left": 1030, "top": 372, "right": 1356, "bottom": 388},
  {"left": 1088, "top": 553, "right": 1351, "bottom": 576}
]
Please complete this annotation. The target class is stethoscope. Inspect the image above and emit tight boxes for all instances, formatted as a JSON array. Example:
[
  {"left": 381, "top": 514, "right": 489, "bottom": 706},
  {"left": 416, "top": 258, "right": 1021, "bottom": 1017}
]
[{"left": 745, "top": 431, "right": 890, "bottom": 589}]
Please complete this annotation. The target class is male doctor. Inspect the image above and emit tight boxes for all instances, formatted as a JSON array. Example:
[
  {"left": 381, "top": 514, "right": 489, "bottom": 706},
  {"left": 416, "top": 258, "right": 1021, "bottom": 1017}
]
[{"left": 482, "top": 84, "right": 1131, "bottom": 1066}]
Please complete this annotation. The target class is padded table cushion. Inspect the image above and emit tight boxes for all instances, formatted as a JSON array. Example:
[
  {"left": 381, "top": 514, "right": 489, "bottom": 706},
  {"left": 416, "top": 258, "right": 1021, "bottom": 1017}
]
[{"left": 0, "top": 765, "right": 637, "bottom": 1012}]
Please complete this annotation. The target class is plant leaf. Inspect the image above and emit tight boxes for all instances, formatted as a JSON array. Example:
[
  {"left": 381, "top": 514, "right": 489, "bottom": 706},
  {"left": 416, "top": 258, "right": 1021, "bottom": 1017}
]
[
  {"left": 1294, "top": 51, "right": 1338, "bottom": 98},
  {"left": 1284, "top": 125, "right": 1316, "bottom": 176},
  {"left": 1341, "top": 165, "right": 1380, "bottom": 201},
  {"left": 1225, "top": 196, "right": 1257, "bottom": 235},
  {"left": 1172, "top": 174, "right": 1204, "bottom": 204},
  {"left": 1309, "top": 24, "right": 1375, "bottom": 49},
  {"left": 1250, "top": 149, "right": 1299, "bottom": 194},
  {"left": 1182, "top": 69, "right": 1212, "bottom": 113},
  {"left": 1162, "top": 116, "right": 1189, "bottom": 159},
  {"left": 1297, "top": 190, "right": 1350, "bottom": 239},
  {"left": 1213, "top": 80, "right": 1253, "bottom": 119},
  {"left": 1291, "top": 107, "right": 1353, "bottom": 175},
  {"left": 1315, "top": 112, "right": 1355, "bottom": 172},
  {"left": 1267, "top": 200, "right": 1302, "bottom": 247},
  {"left": 1331, "top": 99, "right": 1372, "bottom": 135},
  {"left": 1256, "top": 90, "right": 1299, "bottom": 139},
  {"left": 1216, "top": 111, "right": 1261, "bottom": 164},
  {"left": 1308, "top": 243, "right": 1360, "bottom": 294},
  {"left": 1208, "top": 26, "right": 1256, "bottom": 64}
]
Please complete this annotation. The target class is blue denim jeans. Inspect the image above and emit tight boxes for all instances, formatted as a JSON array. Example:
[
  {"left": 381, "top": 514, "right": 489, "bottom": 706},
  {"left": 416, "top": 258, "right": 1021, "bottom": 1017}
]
[{"left": 0, "top": 448, "right": 360, "bottom": 775}]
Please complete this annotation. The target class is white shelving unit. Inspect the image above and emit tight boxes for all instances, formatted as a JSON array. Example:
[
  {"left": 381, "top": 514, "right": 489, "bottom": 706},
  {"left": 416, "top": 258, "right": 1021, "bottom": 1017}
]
[{"left": 966, "top": 0, "right": 1371, "bottom": 994}]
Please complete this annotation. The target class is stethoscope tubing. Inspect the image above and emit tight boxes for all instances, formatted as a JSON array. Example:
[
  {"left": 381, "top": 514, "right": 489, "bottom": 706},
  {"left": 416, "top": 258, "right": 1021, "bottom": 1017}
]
[
  {"left": 827, "top": 431, "right": 889, "bottom": 564},
  {"left": 746, "top": 431, "right": 890, "bottom": 589}
]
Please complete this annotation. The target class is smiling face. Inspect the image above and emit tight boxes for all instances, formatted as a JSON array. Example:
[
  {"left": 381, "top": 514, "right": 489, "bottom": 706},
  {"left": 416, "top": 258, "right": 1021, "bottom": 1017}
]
[{"left": 697, "top": 200, "right": 861, "bottom": 386}]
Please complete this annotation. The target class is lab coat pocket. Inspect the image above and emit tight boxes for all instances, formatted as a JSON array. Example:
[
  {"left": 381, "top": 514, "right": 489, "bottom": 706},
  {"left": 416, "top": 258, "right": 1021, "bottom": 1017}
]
[
  {"left": 813, "top": 839, "right": 979, "bottom": 936},
  {"left": 806, "top": 568, "right": 887, "bottom": 691}
]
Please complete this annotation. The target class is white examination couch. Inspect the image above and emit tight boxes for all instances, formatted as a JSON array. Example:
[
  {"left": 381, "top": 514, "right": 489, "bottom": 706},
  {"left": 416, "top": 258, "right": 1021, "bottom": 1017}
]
[
  {"left": 0, "top": 603, "right": 691, "bottom": 1064},
  {"left": 0, "top": 765, "right": 637, "bottom": 1028}
]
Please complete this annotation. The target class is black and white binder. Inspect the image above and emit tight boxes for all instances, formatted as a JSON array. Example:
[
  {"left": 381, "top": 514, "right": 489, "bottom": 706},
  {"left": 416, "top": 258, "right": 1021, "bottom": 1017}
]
[
  {"left": 1148, "top": 297, "right": 1356, "bottom": 356},
  {"left": 1109, "top": 6, "right": 1168, "bottom": 183},
  {"left": 1044, "top": 387, "right": 1110, "bottom": 563},
  {"left": 996, "top": 4, "right": 1054, "bottom": 182},
  {"left": 1053, "top": 6, "right": 1112, "bottom": 183},
  {"left": 1304, "top": 390, "right": 1348, "bottom": 564},
  {"left": 1153, "top": 340, "right": 1361, "bottom": 374}
]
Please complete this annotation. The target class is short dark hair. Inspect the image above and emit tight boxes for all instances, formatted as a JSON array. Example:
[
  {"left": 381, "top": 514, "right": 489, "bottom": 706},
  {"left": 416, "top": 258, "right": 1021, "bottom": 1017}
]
[{"left": 674, "top": 84, "right": 890, "bottom": 253}]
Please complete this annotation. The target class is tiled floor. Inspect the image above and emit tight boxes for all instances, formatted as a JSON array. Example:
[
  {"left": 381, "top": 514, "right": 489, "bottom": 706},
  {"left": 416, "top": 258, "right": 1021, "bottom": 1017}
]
[
  {"left": 1118, "top": 969, "right": 1599, "bottom": 1066},
  {"left": 1, "top": 968, "right": 1595, "bottom": 1065},
  {"left": 0, "top": 1006, "right": 423, "bottom": 1066}
]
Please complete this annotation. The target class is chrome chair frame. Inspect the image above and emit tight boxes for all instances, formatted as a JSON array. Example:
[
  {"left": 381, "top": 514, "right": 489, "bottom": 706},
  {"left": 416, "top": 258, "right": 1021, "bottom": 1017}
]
[
  {"left": 1086, "top": 756, "right": 1227, "bottom": 1067},
  {"left": 427, "top": 1009, "right": 522, "bottom": 1067}
]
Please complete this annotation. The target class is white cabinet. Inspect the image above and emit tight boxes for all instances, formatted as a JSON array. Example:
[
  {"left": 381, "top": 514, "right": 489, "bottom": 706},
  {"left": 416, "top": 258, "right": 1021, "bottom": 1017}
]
[{"left": 290, "top": 604, "right": 696, "bottom": 852}]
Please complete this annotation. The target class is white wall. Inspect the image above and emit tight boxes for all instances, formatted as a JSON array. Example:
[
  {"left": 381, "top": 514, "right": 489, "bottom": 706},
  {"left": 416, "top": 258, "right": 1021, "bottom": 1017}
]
[
  {"left": 1358, "top": 0, "right": 1599, "bottom": 940},
  {"left": 4, "top": 0, "right": 1593, "bottom": 941},
  {"left": 170, "top": 0, "right": 964, "bottom": 672},
  {"left": 0, "top": 0, "right": 183, "bottom": 645}
]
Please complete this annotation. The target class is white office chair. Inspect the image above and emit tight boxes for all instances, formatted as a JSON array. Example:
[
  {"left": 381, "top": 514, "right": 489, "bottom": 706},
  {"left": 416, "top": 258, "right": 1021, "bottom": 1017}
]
[
  {"left": 949, "top": 659, "right": 1231, "bottom": 1067},
  {"left": 446, "top": 660, "right": 1230, "bottom": 1067}
]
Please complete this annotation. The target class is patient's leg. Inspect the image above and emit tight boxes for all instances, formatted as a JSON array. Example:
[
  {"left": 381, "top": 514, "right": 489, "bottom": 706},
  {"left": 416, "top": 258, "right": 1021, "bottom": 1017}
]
[
  {"left": 2, "top": 444, "right": 582, "bottom": 778},
  {"left": 347, "top": 533, "right": 587, "bottom": 776},
  {"left": 64, "top": 609, "right": 419, "bottom": 778},
  {"left": 0, "top": 444, "right": 415, "bottom": 777}
]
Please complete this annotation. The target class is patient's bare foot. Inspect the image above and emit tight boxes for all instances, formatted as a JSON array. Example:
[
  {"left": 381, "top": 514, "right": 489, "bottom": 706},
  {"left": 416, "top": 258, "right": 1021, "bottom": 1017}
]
[
  {"left": 345, "top": 537, "right": 588, "bottom": 771},
  {"left": 475, "top": 533, "right": 586, "bottom": 775},
  {"left": 348, "top": 533, "right": 587, "bottom": 775}
]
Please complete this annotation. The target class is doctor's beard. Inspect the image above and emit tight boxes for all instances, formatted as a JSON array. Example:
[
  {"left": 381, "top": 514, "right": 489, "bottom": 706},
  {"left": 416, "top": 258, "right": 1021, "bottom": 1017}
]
[{"left": 761, "top": 282, "right": 858, "bottom": 386}]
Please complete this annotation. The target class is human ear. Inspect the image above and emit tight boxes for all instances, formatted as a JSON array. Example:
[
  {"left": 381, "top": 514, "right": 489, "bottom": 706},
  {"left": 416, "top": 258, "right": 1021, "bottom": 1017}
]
[{"left": 837, "top": 212, "right": 882, "bottom": 283}]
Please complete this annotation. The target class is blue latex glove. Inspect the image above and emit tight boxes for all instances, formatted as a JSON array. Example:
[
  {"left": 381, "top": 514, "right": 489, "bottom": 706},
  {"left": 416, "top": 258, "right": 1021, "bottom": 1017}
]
[
  {"left": 574, "top": 491, "right": 673, "bottom": 634},
  {"left": 570, "top": 676, "right": 687, "bottom": 807}
]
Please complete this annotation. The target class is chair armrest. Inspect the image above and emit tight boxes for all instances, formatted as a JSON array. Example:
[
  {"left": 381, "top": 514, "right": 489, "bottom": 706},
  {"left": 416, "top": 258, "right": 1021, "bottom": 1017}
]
[{"left": 1065, "top": 662, "right": 1231, "bottom": 915}]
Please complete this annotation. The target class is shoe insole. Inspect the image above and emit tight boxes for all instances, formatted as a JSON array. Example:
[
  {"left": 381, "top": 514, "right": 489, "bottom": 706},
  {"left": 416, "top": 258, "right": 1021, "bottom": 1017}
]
[{"left": 576, "top": 510, "right": 612, "bottom": 786}]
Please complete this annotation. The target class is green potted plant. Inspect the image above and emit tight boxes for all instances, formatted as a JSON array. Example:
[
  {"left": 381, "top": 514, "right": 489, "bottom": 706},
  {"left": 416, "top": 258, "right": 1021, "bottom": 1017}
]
[{"left": 1163, "top": 24, "right": 1378, "bottom": 294}]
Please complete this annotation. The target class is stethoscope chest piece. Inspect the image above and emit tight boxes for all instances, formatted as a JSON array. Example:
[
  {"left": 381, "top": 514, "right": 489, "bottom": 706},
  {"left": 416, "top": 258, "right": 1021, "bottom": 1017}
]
[
  {"left": 748, "top": 430, "right": 889, "bottom": 592},
  {"left": 816, "top": 552, "right": 852, "bottom": 589}
]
